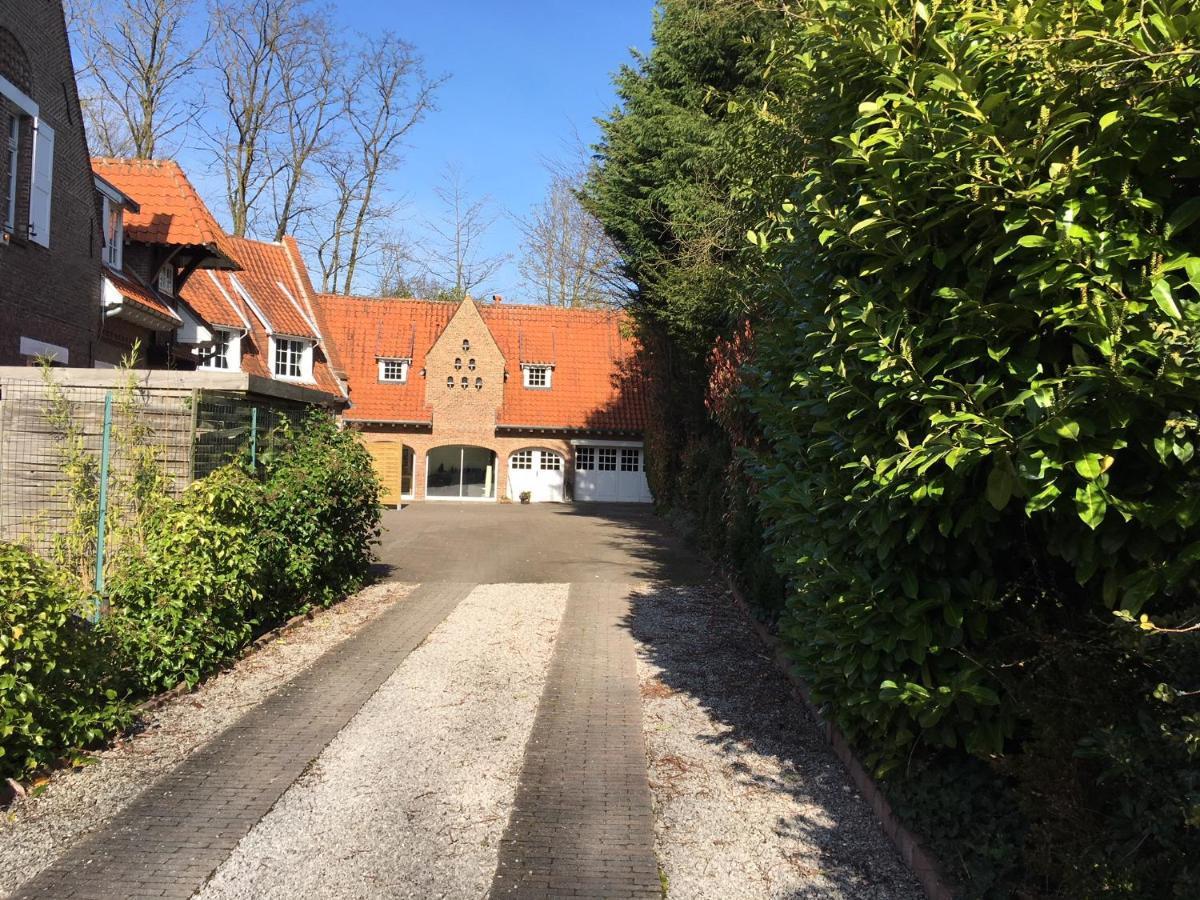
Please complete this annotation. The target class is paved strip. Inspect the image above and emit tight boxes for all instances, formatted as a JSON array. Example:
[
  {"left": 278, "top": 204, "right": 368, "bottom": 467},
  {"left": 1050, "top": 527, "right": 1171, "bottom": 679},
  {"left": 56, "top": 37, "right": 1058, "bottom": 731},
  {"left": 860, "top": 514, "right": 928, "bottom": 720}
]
[
  {"left": 490, "top": 582, "right": 660, "bottom": 899},
  {"left": 8, "top": 581, "right": 473, "bottom": 900}
]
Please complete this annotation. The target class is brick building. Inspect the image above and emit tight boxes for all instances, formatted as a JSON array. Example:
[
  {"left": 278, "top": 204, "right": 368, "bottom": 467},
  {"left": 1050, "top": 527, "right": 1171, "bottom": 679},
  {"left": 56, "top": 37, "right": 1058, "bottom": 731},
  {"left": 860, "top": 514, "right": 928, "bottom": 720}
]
[
  {"left": 314, "top": 293, "right": 651, "bottom": 504},
  {"left": 0, "top": 0, "right": 104, "bottom": 366}
]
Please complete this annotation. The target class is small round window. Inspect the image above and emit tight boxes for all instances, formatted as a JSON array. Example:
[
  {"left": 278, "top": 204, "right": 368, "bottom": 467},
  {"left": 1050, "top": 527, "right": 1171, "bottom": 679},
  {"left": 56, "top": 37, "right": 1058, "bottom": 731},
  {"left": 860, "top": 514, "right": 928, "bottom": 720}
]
[
  {"left": 468, "top": 358, "right": 476, "bottom": 371},
  {"left": 474, "top": 377, "right": 483, "bottom": 390},
  {"left": 454, "top": 357, "right": 462, "bottom": 370},
  {"left": 461, "top": 376, "right": 469, "bottom": 389},
  {"left": 446, "top": 376, "right": 454, "bottom": 389}
]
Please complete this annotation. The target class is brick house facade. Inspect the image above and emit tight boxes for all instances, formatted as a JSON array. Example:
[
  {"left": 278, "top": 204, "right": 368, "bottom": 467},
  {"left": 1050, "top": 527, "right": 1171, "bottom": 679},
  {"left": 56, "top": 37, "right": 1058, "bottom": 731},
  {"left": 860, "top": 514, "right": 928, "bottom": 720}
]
[
  {"left": 0, "top": 0, "right": 103, "bottom": 367},
  {"left": 315, "top": 293, "right": 651, "bottom": 504}
]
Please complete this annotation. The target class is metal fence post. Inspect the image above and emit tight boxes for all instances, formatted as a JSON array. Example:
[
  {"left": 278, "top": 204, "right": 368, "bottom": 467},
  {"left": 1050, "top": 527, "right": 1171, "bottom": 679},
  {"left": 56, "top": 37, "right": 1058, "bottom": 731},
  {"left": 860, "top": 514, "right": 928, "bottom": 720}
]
[
  {"left": 93, "top": 390, "right": 113, "bottom": 620},
  {"left": 250, "top": 406, "right": 258, "bottom": 468}
]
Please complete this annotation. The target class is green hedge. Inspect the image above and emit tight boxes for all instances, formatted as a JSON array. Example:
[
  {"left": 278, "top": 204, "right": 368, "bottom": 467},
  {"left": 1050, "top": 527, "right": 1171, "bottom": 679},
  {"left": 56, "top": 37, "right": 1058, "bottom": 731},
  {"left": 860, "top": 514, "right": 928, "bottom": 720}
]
[
  {"left": 741, "top": 0, "right": 1200, "bottom": 894},
  {"left": 0, "top": 411, "right": 381, "bottom": 779}
]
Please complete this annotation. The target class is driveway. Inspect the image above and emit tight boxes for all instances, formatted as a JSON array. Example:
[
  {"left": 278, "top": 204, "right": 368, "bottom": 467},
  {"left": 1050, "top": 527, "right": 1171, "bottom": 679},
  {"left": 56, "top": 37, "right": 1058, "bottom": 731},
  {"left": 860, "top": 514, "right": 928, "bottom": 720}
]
[
  {"left": 4, "top": 502, "right": 921, "bottom": 900},
  {"left": 373, "top": 502, "right": 710, "bottom": 584}
]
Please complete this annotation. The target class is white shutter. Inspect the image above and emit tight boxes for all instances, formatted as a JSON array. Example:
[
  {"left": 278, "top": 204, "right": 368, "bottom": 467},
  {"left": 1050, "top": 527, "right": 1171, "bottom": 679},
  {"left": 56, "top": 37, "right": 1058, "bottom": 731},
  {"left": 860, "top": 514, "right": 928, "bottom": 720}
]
[{"left": 28, "top": 120, "right": 54, "bottom": 248}]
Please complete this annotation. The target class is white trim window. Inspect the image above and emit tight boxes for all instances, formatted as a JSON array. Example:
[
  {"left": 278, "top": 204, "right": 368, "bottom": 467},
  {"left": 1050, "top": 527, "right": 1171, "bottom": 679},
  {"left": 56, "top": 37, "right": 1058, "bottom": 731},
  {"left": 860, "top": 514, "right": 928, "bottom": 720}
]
[
  {"left": 540, "top": 452, "right": 563, "bottom": 471},
  {"left": 575, "top": 446, "right": 595, "bottom": 471},
  {"left": 101, "top": 195, "right": 123, "bottom": 270},
  {"left": 597, "top": 448, "right": 618, "bottom": 471},
  {"left": 3, "top": 113, "right": 17, "bottom": 233},
  {"left": 157, "top": 265, "right": 174, "bottom": 295},
  {"left": 197, "top": 329, "right": 240, "bottom": 371},
  {"left": 522, "top": 364, "right": 552, "bottom": 389},
  {"left": 378, "top": 358, "right": 409, "bottom": 383},
  {"left": 511, "top": 449, "right": 533, "bottom": 470},
  {"left": 272, "top": 336, "right": 310, "bottom": 380},
  {"left": 621, "top": 448, "right": 642, "bottom": 472}
]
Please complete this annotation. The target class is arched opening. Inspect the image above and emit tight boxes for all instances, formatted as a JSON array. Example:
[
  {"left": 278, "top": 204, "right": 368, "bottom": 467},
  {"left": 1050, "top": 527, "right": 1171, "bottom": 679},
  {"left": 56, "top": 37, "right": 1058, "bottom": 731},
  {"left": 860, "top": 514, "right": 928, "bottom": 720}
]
[
  {"left": 426, "top": 445, "right": 496, "bottom": 500},
  {"left": 508, "top": 447, "right": 565, "bottom": 502}
]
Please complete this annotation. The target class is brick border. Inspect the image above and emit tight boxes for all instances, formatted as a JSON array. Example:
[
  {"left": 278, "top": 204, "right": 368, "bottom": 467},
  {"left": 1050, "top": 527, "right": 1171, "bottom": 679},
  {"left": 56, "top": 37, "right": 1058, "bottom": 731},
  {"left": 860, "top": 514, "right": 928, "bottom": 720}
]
[
  {"left": 1, "top": 605, "right": 330, "bottom": 811},
  {"left": 725, "top": 579, "right": 958, "bottom": 900}
]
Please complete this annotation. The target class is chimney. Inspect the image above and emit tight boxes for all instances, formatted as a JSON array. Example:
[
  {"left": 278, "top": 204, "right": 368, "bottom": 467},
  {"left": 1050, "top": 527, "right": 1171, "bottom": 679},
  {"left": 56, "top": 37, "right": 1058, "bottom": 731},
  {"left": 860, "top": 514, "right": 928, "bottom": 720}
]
[{"left": 492, "top": 294, "right": 503, "bottom": 305}]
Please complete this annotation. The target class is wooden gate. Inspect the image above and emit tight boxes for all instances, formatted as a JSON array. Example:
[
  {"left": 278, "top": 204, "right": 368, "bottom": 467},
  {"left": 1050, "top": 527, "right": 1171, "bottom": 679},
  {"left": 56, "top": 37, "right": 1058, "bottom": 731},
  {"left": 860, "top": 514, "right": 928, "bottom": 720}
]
[{"left": 358, "top": 436, "right": 404, "bottom": 506}]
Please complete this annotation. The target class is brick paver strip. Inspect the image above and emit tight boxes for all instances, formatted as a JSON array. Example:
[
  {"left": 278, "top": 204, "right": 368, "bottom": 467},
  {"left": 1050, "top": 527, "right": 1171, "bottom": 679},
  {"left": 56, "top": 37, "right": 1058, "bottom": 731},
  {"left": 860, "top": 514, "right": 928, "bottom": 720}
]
[
  {"left": 490, "top": 582, "right": 660, "bottom": 899},
  {"left": 9, "top": 581, "right": 473, "bottom": 900}
]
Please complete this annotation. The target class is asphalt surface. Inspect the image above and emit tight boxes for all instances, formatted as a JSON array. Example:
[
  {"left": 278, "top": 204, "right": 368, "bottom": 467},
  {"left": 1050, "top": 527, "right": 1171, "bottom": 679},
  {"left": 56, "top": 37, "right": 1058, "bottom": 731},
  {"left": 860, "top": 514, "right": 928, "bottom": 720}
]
[{"left": 373, "top": 502, "right": 710, "bottom": 585}]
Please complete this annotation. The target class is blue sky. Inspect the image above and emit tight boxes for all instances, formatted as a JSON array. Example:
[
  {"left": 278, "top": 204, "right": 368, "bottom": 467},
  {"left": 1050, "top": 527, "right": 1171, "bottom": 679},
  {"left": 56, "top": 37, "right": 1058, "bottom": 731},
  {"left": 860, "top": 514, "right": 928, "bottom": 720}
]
[{"left": 176, "top": 1, "right": 655, "bottom": 299}]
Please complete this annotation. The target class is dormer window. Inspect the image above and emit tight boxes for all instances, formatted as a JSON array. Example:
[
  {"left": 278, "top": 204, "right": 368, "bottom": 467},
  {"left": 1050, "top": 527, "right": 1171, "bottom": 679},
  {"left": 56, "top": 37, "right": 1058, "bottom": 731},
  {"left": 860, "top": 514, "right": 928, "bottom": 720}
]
[
  {"left": 522, "top": 365, "right": 552, "bottom": 389},
  {"left": 197, "top": 329, "right": 240, "bottom": 371},
  {"left": 101, "top": 195, "right": 123, "bottom": 270},
  {"left": 157, "top": 265, "right": 174, "bottom": 295},
  {"left": 378, "top": 358, "right": 409, "bottom": 383},
  {"left": 271, "top": 336, "right": 313, "bottom": 381}
]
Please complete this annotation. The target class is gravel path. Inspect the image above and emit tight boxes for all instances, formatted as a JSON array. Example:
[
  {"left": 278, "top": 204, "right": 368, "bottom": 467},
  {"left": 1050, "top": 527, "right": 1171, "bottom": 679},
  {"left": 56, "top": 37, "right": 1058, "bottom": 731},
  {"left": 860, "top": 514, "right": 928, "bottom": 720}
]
[
  {"left": 0, "top": 582, "right": 412, "bottom": 897},
  {"left": 195, "top": 582, "right": 568, "bottom": 900},
  {"left": 628, "top": 583, "right": 923, "bottom": 900}
]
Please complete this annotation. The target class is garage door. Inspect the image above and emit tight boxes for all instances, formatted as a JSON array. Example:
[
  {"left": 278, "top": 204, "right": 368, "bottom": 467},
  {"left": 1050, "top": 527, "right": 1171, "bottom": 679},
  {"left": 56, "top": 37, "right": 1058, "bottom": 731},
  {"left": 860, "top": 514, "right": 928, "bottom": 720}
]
[
  {"left": 574, "top": 445, "right": 651, "bottom": 502},
  {"left": 358, "top": 436, "right": 404, "bottom": 506},
  {"left": 508, "top": 448, "right": 565, "bottom": 502}
]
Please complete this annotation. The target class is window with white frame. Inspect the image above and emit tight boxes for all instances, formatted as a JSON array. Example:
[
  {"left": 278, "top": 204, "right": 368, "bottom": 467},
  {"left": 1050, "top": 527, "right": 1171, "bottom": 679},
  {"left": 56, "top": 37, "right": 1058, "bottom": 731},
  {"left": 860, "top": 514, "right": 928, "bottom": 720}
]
[
  {"left": 597, "top": 448, "right": 618, "bottom": 471},
  {"left": 621, "top": 448, "right": 642, "bottom": 472},
  {"left": 3, "top": 113, "right": 17, "bottom": 232},
  {"left": 575, "top": 447, "right": 595, "bottom": 471},
  {"left": 100, "top": 195, "right": 123, "bottom": 269},
  {"left": 378, "top": 358, "right": 409, "bottom": 383},
  {"left": 540, "top": 452, "right": 563, "bottom": 471},
  {"left": 522, "top": 365, "right": 551, "bottom": 389},
  {"left": 197, "top": 329, "right": 240, "bottom": 371},
  {"left": 273, "top": 337, "right": 309, "bottom": 379},
  {"left": 511, "top": 449, "right": 533, "bottom": 470},
  {"left": 156, "top": 265, "right": 174, "bottom": 295}
]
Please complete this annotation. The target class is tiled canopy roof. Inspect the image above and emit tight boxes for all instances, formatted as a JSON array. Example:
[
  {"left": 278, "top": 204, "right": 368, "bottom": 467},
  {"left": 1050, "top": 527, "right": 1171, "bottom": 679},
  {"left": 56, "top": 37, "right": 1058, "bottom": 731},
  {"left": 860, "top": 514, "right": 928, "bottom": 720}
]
[
  {"left": 312, "top": 295, "right": 647, "bottom": 432},
  {"left": 103, "top": 268, "right": 182, "bottom": 326},
  {"left": 91, "top": 158, "right": 227, "bottom": 250}
]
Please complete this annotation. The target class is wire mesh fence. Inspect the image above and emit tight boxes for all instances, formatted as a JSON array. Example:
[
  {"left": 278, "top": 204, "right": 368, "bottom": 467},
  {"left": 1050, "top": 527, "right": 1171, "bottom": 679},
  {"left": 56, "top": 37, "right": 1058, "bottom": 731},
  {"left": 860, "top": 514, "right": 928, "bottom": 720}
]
[{"left": 0, "top": 376, "right": 320, "bottom": 566}]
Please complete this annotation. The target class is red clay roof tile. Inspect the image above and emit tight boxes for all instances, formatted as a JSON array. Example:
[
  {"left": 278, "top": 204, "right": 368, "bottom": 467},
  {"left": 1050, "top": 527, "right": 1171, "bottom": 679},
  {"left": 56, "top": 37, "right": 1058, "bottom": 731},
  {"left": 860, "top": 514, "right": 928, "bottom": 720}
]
[{"left": 92, "top": 158, "right": 226, "bottom": 248}]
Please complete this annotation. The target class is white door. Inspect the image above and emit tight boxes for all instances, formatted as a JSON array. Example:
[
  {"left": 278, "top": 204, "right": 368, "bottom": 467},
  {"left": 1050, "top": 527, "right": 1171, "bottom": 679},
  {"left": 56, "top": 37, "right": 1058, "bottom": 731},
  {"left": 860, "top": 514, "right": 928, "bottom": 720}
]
[
  {"left": 574, "top": 445, "right": 651, "bottom": 502},
  {"left": 508, "top": 449, "right": 565, "bottom": 502}
]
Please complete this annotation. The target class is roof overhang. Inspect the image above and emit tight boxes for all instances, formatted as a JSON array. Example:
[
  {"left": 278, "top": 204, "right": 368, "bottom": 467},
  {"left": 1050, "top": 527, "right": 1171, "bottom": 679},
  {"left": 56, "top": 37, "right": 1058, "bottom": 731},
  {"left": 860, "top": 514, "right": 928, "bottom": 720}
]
[
  {"left": 94, "top": 174, "right": 140, "bottom": 212},
  {"left": 496, "top": 424, "right": 643, "bottom": 436}
]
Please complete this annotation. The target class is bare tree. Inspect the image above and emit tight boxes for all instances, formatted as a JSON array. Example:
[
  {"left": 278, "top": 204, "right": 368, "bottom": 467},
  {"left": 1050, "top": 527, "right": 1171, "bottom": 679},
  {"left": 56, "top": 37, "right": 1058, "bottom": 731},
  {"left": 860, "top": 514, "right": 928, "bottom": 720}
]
[
  {"left": 405, "top": 163, "right": 508, "bottom": 300},
  {"left": 517, "top": 159, "right": 625, "bottom": 308},
  {"left": 320, "top": 34, "right": 441, "bottom": 294},
  {"left": 67, "top": 0, "right": 206, "bottom": 158},
  {"left": 266, "top": 12, "right": 341, "bottom": 240},
  {"left": 209, "top": 0, "right": 320, "bottom": 236}
]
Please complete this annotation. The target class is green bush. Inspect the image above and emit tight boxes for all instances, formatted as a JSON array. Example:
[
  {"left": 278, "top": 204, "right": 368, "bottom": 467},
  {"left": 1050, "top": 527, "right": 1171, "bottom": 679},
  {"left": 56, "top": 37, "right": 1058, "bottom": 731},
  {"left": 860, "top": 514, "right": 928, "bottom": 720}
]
[
  {"left": 0, "top": 544, "right": 128, "bottom": 780},
  {"left": 737, "top": 0, "right": 1200, "bottom": 894},
  {"left": 102, "top": 465, "right": 265, "bottom": 692},
  {"left": 256, "top": 413, "right": 381, "bottom": 617}
]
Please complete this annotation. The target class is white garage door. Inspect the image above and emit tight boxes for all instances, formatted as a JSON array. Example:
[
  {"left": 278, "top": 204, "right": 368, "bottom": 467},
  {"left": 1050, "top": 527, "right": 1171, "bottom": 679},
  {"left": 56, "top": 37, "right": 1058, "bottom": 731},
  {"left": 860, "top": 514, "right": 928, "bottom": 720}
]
[
  {"left": 508, "top": 448, "right": 565, "bottom": 502},
  {"left": 574, "top": 445, "right": 652, "bottom": 503}
]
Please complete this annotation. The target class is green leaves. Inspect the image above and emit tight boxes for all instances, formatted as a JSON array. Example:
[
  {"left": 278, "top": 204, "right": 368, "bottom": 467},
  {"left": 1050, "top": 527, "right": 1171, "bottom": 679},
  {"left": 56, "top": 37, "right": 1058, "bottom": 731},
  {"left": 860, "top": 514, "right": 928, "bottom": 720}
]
[
  {"left": 1074, "top": 482, "right": 1108, "bottom": 529},
  {"left": 986, "top": 460, "right": 1015, "bottom": 511}
]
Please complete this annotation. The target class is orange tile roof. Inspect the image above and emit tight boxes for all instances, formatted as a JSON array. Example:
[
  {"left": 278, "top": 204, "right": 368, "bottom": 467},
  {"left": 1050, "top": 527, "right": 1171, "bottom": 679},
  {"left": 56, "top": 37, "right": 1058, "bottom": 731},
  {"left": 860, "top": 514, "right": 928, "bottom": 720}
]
[
  {"left": 103, "top": 268, "right": 182, "bottom": 325},
  {"left": 311, "top": 295, "right": 647, "bottom": 432},
  {"left": 92, "top": 158, "right": 226, "bottom": 248},
  {"left": 180, "top": 237, "right": 343, "bottom": 397}
]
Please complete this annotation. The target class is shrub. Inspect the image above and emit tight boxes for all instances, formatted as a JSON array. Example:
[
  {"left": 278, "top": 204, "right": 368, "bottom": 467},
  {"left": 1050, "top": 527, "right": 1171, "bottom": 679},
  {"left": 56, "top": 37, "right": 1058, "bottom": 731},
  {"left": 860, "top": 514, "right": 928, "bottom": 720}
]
[
  {"left": 102, "top": 466, "right": 265, "bottom": 692},
  {"left": 0, "top": 543, "right": 128, "bottom": 780},
  {"left": 256, "top": 413, "right": 381, "bottom": 617}
]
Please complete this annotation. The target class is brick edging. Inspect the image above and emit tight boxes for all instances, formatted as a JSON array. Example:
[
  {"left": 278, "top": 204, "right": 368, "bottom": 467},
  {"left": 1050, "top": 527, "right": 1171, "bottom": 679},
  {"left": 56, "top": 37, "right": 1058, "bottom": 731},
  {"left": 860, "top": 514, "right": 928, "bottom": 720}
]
[
  {"left": 1, "top": 606, "right": 320, "bottom": 809},
  {"left": 725, "top": 578, "right": 959, "bottom": 900}
]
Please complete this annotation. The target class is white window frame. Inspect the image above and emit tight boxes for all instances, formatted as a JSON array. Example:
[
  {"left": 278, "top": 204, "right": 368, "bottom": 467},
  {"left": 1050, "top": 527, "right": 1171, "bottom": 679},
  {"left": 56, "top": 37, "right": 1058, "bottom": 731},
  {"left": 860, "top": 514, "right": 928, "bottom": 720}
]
[
  {"left": 197, "top": 329, "right": 241, "bottom": 372},
  {"left": 3, "top": 113, "right": 17, "bottom": 233},
  {"left": 511, "top": 449, "right": 533, "bottom": 470},
  {"left": 157, "top": 265, "right": 174, "bottom": 295},
  {"left": 540, "top": 452, "right": 563, "bottom": 471},
  {"left": 575, "top": 447, "right": 595, "bottom": 471},
  {"left": 270, "top": 335, "right": 313, "bottom": 382},
  {"left": 100, "top": 195, "right": 123, "bottom": 270},
  {"left": 621, "top": 448, "right": 642, "bottom": 472},
  {"left": 378, "top": 358, "right": 409, "bottom": 383},
  {"left": 522, "top": 364, "right": 552, "bottom": 389}
]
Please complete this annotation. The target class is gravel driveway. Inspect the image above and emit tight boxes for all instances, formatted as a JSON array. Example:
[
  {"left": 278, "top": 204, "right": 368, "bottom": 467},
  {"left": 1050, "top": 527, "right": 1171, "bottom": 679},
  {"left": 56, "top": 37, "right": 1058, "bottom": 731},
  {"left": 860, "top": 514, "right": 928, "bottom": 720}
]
[
  {"left": 0, "top": 583, "right": 412, "bottom": 898},
  {"left": 629, "top": 583, "right": 923, "bottom": 900},
  {"left": 195, "top": 583, "right": 568, "bottom": 900}
]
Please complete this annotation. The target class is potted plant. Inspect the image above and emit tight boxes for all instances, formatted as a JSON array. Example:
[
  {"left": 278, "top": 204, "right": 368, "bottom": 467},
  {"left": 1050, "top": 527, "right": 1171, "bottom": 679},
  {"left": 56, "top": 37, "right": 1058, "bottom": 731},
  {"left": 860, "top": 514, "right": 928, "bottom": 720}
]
[{"left": 519, "top": 491, "right": 532, "bottom": 504}]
